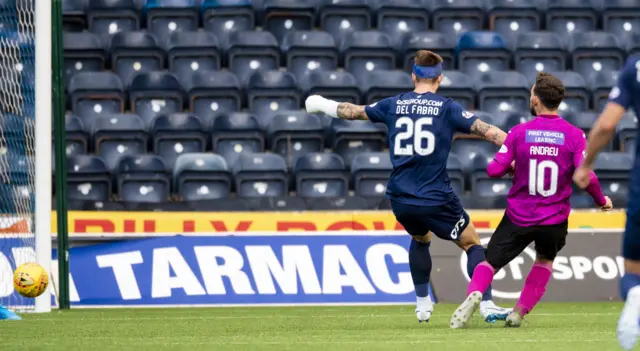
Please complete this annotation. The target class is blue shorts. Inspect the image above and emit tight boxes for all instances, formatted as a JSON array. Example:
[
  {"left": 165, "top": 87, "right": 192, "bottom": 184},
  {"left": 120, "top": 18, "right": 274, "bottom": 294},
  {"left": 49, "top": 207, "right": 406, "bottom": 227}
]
[
  {"left": 390, "top": 197, "right": 470, "bottom": 241},
  {"left": 623, "top": 209, "right": 640, "bottom": 260}
]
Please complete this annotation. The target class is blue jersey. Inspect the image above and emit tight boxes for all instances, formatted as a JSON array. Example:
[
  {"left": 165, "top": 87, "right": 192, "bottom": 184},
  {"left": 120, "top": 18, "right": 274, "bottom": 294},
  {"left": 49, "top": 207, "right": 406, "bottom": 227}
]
[
  {"left": 608, "top": 54, "right": 640, "bottom": 213},
  {"left": 365, "top": 91, "right": 478, "bottom": 206}
]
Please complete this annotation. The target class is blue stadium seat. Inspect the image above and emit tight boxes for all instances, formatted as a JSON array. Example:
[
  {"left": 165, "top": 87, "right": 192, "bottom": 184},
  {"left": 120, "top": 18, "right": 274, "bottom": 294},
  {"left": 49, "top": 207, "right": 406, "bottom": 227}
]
[
  {"left": 447, "top": 154, "right": 465, "bottom": 194},
  {"left": 233, "top": 153, "right": 288, "bottom": 198},
  {"left": 92, "top": 114, "right": 148, "bottom": 170},
  {"left": 476, "top": 71, "right": 529, "bottom": 114},
  {"left": 201, "top": 0, "right": 255, "bottom": 49},
  {"left": 129, "top": 71, "right": 185, "bottom": 123},
  {"left": 63, "top": 32, "right": 106, "bottom": 84},
  {"left": 589, "top": 70, "right": 619, "bottom": 112},
  {"left": 570, "top": 194, "right": 597, "bottom": 209},
  {"left": 299, "top": 70, "right": 360, "bottom": 105},
  {"left": 617, "top": 114, "right": 637, "bottom": 153},
  {"left": 603, "top": 0, "right": 640, "bottom": 44},
  {"left": 487, "top": 0, "right": 543, "bottom": 44},
  {"left": 330, "top": 119, "right": 386, "bottom": 166},
  {"left": 212, "top": 112, "right": 265, "bottom": 166},
  {"left": 227, "top": 31, "right": 280, "bottom": 85},
  {"left": 63, "top": 0, "right": 88, "bottom": 32},
  {"left": 542, "top": 71, "right": 589, "bottom": 114},
  {"left": 151, "top": 113, "right": 206, "bottom": 170},
  {"left": 402, "top": 31, "right": 455, "bottom": 70},
  {"left": 167, "top": 31, "right": 221, "bottom": 78},
  {"left": 459, "top": 193, "right": 507, "bottom": 209},
  {"left": 68, "top": 71, "right": 125, "bottom": 126},
  {"left": 470, "top": 155, "right": 511, "bottom": 197},
  {"left": 430, "top": 0, "right": 485, "bottom": 37},
  {"left": 173, "top": 153, "right": 233, "bottom": 201},
  {"left": 371, "top": 0, "right": 429, "bottom": 51},
  {"left": 0, "top": 155, "right": 34, "bottom": 212},
  {"left": 268, "top": 113, "right": 324, "bottom": 168},
  {"left": 245, "top": 196, "right": 308, "bottom": 211},
  {"left": 65, "top": 115, "right": 88, "bottom": 157},
  {"left": 546, "top": 0, "right": 598, "bottom": 42},
  {"left": 187, "top": 199, "right": 249, "bottom": 211},
  {"left": 87, "top": 0, "right": 140, "bottom": 46},
  {"left": 294, "top": 153, "right": 348, "bottom": 198},
  {"left": 569, "top": 32, "right": 625, "bottom": 83},
  {"left": 281, "top": 31, "right": 338, "bottom": 81},
  {"left": 494, "top": 111, "right": 530, "bottom": 132},
  {"left": 109, "top": 31, "right": 165, "bottom": 86},
  {"left": 263, "top": 0, "right": 318, "bottom": 42},
  {"left": 359, "top": 70, "right": 413, "bottom": 104},
  {"left": 247, "top": 70, "right": 300, "bottom": 120},
  {"left": 565, "top": 111, "right": 597, "bottom": 134},
  {"left": 306, "top": 196, "right": 369, "bottom": 210},
  {"left": 319, "top": 0, "right": 371, "bottom": 45},
  {"left": 351, "top": 152, "right": 392, "bottom": 198},
  {"left": 67, "top": 155, "right": 112, "bottom": 202},
  {"left": 116, "top": 154, "right": 170, "bottom": 203},
  {"left": 593, "top": 152, "right": 633, "bottom": 199},
  {"left": 143, "top": 0, "right": 199, "bottom": 44},
  {"left": 456, "top": 31, "right": 510, "bottom": 77},
  {"left": 183, "top": 70, "right": 242, "bottom": 125},
  {"left": 451, "top": 139, "right": 498, "bottom": 176},
  {"left": 341, "top": 31, "right": 395, "bottom": 80},
  {"left": 439, "top": 71, "right": 476, "bottom": 110},
  {"left": 66, "top": 200, "right": 126, "bottom": 211},
  {"left": 513, "top": 32, "right": 566, "bottom": 78},
  {"left": 627, "top": 33, "right": 640, "bottom": 56}
]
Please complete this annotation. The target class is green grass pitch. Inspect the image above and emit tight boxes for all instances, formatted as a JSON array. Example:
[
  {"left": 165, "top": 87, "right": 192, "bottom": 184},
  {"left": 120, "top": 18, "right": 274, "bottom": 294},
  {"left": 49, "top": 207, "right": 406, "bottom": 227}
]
[{"left": 2, "top": 303, "right": 626, "bottom": 351}]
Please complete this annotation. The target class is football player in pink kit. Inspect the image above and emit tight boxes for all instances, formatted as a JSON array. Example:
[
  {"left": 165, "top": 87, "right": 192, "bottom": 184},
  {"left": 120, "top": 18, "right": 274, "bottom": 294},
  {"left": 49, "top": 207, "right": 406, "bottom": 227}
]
[{"left": 450, "top": 72, "right": 613, "bottom": 329}]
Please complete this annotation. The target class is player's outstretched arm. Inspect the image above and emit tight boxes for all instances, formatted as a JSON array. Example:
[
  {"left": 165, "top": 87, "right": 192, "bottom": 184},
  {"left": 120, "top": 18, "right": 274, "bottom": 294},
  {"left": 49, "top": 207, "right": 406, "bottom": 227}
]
[
  {"left": 469, "top": 119, "right": 507, "bottom": 147},
  {"left": 336, "top": 102, "right": 368, "bottom": 120},
  {"left": 305, "top": 95, "right": 368, "bottom": 120}
]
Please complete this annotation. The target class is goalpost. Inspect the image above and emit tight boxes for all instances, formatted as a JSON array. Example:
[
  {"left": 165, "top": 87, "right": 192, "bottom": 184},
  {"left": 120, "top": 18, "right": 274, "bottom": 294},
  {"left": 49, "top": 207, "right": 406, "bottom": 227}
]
[{"left": 0, "top": 0, "right": 53, "bottom": 312}]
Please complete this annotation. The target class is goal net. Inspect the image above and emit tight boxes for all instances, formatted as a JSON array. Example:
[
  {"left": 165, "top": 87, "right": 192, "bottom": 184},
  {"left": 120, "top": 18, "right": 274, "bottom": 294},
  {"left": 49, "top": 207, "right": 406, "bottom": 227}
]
[{"left": 0, "top": 0, "right": 52, "bottom": 312}]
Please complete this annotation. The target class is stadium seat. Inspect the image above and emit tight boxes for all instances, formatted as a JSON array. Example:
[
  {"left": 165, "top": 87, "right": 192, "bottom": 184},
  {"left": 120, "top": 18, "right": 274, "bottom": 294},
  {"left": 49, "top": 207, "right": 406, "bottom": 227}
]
[
  {"left": 263, "top": 0, "right": 318, "bottom": 42},
  {"left": 617, "top": 114, "right": 638, "bottom": 153},
  {"left": 430, "top": 0, "right": 485, "bottom": 37},
  {"left": 470, "top": 155, "right": 511, "bottom": 198},
  {"left": 569, "top": 32, "right": 625, "bottom": 84},
  {"left": 294, "top": 153, "right": 348, "bottom": 198},
  {"left": 460, "top": 193, "right": 508, "bottom": 209},
  {"left": 330, "top": 119, "right": 386, "bottom": 166},
  {"left": 627, "top": 33, "right": 640, "bottom": 57},
  {"left": 351, "top": 152, "right": 392, "bottom": 198},
  {"left": 402, "top": 32, "right": 455, "bottom": 71},
  {"left": 438, "top": 71, "right": 476, "bottom": 110},
  {"left": 123, "top": 201, "right": 192, "bottom": 211},
  {"left": 66, "top": 200, "right": 126, "bottom": 211},
  {"left": 87, "top": 0, "right": 140, "bottom": 46},
  {"left": 513, "top": 32, "right": 566, "bottom": 78},
  {"left": 546, "top": 0, "right": 598, "bottom": 42},
  {"left": 65, "top": 115, "right": 88, "bottom": 157},
  {"left": 67, "top": 155, "right": 112, "bottom": 202},
  {"left": 593, "top": 152, "right": 633, "bottom": 199},
  {"left": 247, "top": 70, "right": 300, "bottom": 120},
  {"left": 63, "top": 32, "right": 106, "bottom": 84},
  {"left": 63, "top": 0, "right": 88, "bottom": 32},
  {"left": 167, "top": 31, "right": 221, "bottom": 79},
  {"left": 109, "top": 31, "right": 165, "bottom": 86},
  {"left": 116, "top": 154, "right": 170, "bottom": 203},
  {"left": 306, "top": 196, "right": 369, "bottom": 210},
  {"left": 603, "top": 0, "right": 640, "bottom": 44},
  {"left": 541, "top": 71, "right": 589, "bottom": 114},
  {"left": 227, "top": 31, "right": 280, "bottom": 85},
  {"left": 319, "top": 0, "right": 371, "bottom": 45},
  {"left": 299, "top": 70, "right": 360, "bottom": 105},
  {"left": 341, "top": 31, "right": 395, "bottom": 80},
  {"left": 359, "top": 70, "right": 413, "bottom": 104},
  {"left": 244, "top": 196, "right": 308, "bottom": 211},
  {"left": 68, "top": 71, "right": 125, "bottom": 126},
  {"left": 281, "top": 31, "right": 338, "bottom": 81},
  {"left": 494, "top": 111, "right": 530, "bottom": 132},
  {"left": 447, "top": 154, "right": 465, "bottom": 194},
  {"left": 487, "top": 0, "right": 543, "bottom": 44},
  {"left": 476, "top": 71, "right": 529, "bottom": 114},
  {"left": 0, "top": 155, "right": 34, "bottom": 213},
  {"left": 456, "top": 31, "right": 510, "bottom": 77},
  {"left": 151, "top": 113, "right": 206, "bottom": 170},
  {"left": 371, "top": 0, "right": 429, "bottom": 51},
  {"left": 564, "top": 112, "right": 599, "bottom": 144},
  {"left": 451, "top": 139, "right": 498, "bottom": 176},
  {"left": 173, "top": 153, "right": 233, "bottom": 201},
  {"left": 570, "top": 194, "right": 597, "bottom": 209},
  {"left": 129, "top": 71, "right": 185, "bottom": 124},
  {"left": 589, "top": 70, "right": 619, "bottom": 112},
  {"left": 268, "top": 113, "right": 324, "bottom": 168},
  {"left": 183, "top": 70, "right": 242, "bottom": 126},
  {"left": 187, "top": 198, "right": 249, "bottom": 211},
  {"left": 92, "top": 114, "right": 148, "bottom": 170},
  {"left": 233, "top": 153, "right": 288, "bottom": 198},
  {"left": 143, "top": 0, "right": 199, "bottom": 44},
  {"left": 201, "top": 0, "right": 255, "bottom": 49},
  {"left": 212, "top": 112, "right": 265, "bottom": 166}
]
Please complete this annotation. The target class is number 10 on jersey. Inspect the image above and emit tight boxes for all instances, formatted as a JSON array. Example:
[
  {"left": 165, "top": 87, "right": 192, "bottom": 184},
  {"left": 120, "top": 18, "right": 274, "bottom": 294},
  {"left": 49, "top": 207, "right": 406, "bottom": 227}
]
[
  {"left": 394, "top": 117, "right": 436, "bottom": 156},
  {"left": 528, "top": 159, "right": 559, "bottom": 197}
]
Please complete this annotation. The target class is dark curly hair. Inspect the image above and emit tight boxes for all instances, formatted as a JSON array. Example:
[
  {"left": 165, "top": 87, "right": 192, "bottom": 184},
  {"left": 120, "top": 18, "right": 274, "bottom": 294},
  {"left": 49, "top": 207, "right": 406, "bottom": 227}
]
[{"left": 533, "top": 72, "right": 565, "bottom": 110}]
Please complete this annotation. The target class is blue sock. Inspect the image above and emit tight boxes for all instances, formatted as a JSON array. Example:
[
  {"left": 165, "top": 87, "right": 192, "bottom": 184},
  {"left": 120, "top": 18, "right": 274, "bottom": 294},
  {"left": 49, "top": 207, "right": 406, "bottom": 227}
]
[
  {"left": 409, "top": 240, "right": 432, "bottom": 298},
  {"left": 466, "top": 245, "right": 493, "bottom": 301},
  {"left": 620, "top": 273, "right": 640, "bottom": 300}
]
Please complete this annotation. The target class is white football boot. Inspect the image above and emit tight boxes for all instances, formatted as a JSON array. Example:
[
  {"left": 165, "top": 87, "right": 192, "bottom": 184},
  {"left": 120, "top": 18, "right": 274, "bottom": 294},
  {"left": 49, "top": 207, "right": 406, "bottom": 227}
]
[
  {"left": 450, "top": 291, "right": 482, "bottom": 329},
  {"left": 480, "top": 300, "right": 512, "bottom": 323},
  {"left": 618, "top": 286, "right": 640, "bottom": 350},
  {"left": 416, "top": 295, "right": 434, "bottom": 323}
]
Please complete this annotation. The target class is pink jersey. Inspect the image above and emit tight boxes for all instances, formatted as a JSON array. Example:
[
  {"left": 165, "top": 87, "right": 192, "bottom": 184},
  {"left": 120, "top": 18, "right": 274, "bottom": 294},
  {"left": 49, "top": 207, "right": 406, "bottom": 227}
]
[{"left": 487, "top": 114, "right": 607, "bottom": 227}]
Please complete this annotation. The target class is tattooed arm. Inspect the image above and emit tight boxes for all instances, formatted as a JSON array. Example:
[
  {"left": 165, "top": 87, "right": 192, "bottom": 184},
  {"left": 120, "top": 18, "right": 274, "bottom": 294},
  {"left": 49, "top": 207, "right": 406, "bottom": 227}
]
[
  {"left": 336, "top": 102, "right": 368, "bottom": 120},
  {"left": 469, "top": 119, "right": 508, "bottom": 146},
  {"left": 305, "top": 95, "right": 388, "bottom": 122}
]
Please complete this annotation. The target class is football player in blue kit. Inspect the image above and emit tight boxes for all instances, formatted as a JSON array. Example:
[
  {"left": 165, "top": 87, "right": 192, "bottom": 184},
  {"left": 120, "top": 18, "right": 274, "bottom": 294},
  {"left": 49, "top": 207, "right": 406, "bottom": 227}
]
[
  {"left": 574, "top": 54, "right": 640, "bottom": 350},
  {"left": 305, "top": 50, "right": 511, "bottom": 323}
]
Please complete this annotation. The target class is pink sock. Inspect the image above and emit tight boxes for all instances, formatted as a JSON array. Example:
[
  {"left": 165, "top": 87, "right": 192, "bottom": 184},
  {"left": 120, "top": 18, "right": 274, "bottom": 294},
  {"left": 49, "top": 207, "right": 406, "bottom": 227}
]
[
  {"left": 515, "top": 262, "right": 553, "bottom": 316},
  {"left": 467, "top": 261, "right": 495, "bottom": 296}
]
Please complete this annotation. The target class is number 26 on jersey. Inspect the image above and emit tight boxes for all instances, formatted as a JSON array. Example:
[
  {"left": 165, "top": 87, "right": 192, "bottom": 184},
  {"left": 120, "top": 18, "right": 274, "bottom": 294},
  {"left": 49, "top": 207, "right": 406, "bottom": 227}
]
[{"left": 394, "top": 117, "right": 436, "bottom": 156}]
